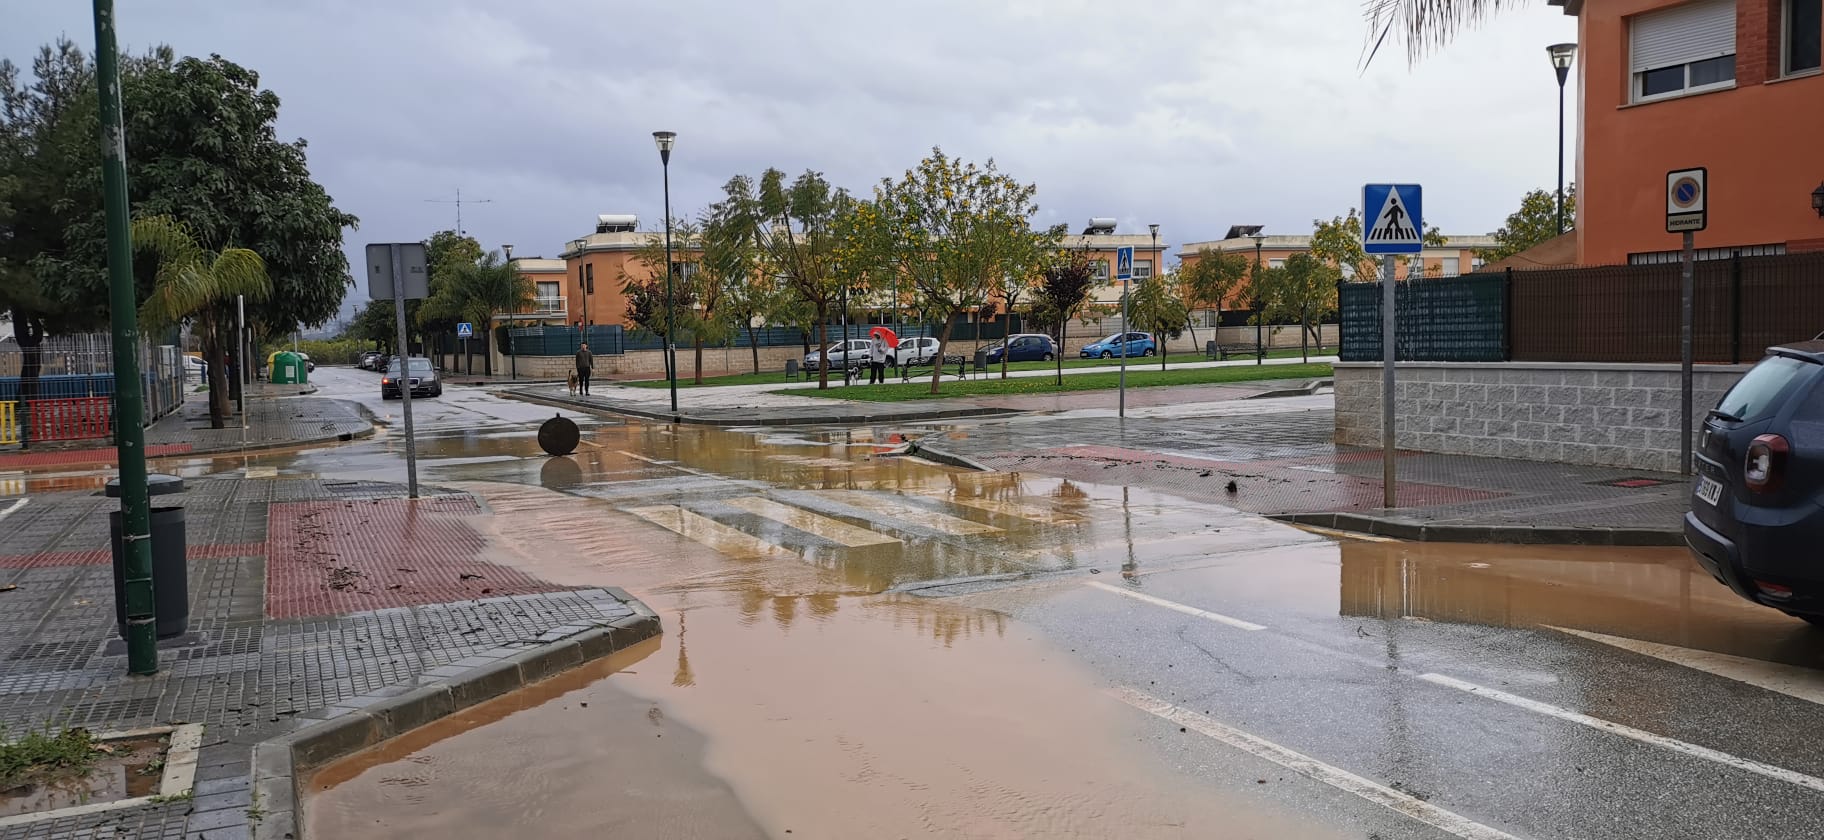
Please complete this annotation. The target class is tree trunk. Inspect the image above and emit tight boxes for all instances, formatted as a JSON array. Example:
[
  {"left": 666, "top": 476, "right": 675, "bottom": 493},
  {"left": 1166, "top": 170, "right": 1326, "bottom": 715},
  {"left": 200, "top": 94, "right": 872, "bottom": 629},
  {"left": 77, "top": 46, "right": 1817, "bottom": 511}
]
[
  {"left": 1054, "top": 311, "right": 1065, "bottom": 386},
  {"left": 693, "top": 335, "right": 704, "bottom": 385},
  {"left": 203, "top": 317, "right": 231, "bottom": 430},
  {"left": 816, "top": 314, "right": 830, "bottom": 390},
  {"left": 1158, "top": 331, "right": 1167, "bottom": 371},
  {"left": 14, "top": 311, "right": 43, "bottom": 448},
  {"left": 483, "top": 320, "right": 494, "bottom": 376},
  {"left": 927, "top": 314, "right": 957, "bottom": 395},
  {"left": 999, "top": 310, "right": 1010, "bottom": 379},
  {"left": 747, "top": 324, "right": 761, "bottom": 374}
]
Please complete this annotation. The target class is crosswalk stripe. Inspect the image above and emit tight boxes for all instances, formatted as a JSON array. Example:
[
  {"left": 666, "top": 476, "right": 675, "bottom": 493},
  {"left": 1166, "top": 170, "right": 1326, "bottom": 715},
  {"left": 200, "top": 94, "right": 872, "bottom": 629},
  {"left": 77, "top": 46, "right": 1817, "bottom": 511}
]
[
  {"left": 724, "top": 497, "right": 900, "bottom": 547},
  {"left": 914, "top": 491, "right": 1080, "bottom": 524},
  {"left": 624, "top": 505, "right": 792, "bottom": 559},
  {"left": 825, "top": 492, "right": 1001, "bottom": 535}
]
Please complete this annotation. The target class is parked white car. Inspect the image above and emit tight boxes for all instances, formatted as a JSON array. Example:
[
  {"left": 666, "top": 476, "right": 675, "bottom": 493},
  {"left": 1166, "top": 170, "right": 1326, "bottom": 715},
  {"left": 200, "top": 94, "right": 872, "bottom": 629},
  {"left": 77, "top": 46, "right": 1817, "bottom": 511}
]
[
  {"left": 803, "top": 339, "right": 874, "bottom": 371},
  {"left": 895, "top": 336, "right": 940, "bottom": 366},
  {"left": 183, "top": 356, "right": 207, "bottom": 383}
]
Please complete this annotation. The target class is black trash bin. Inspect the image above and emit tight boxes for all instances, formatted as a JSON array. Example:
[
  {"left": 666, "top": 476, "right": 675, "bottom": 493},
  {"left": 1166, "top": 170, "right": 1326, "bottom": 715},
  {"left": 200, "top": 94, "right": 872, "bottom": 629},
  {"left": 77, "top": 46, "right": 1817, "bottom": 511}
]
[{"left": 106, "top": 474, "right": 188, "bottom": 639}]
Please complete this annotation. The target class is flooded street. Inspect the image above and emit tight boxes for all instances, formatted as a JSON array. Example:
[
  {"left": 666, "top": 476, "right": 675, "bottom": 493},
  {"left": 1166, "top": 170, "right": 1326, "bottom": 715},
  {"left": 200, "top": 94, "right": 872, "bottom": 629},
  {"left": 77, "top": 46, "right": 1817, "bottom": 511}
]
[{"left": 36, "top": 370, "right": 1824, "bottom": 839}]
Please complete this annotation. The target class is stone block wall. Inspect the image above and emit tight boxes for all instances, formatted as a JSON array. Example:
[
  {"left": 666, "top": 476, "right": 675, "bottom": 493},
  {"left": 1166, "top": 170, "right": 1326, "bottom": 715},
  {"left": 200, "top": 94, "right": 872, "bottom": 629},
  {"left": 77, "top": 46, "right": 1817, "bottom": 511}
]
[{"left": 1334, "top": 361, "right": 1752, "bottom": 473}]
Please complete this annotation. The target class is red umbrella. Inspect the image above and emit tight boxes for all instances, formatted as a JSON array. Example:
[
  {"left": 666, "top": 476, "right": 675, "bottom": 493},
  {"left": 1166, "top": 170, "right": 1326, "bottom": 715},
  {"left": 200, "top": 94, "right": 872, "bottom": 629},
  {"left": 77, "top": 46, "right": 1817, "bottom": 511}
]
[{"left": 868, "top": 326, "right": 898, "bottom": 347}]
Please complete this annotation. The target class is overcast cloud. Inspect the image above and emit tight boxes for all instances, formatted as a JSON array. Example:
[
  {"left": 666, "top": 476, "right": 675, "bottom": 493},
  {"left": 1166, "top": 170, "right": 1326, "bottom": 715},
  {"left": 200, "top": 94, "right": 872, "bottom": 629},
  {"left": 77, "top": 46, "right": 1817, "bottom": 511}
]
[{"left": 5, "top": 0, "right": 1577, "bottom": 325}]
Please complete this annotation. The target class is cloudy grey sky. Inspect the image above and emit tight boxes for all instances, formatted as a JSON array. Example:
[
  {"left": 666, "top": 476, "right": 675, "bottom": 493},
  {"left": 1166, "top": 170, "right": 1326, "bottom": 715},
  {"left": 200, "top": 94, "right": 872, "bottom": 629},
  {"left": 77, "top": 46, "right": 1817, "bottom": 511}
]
[{"left": 6, "top": 0, "right": 1577, "bottom": 324}]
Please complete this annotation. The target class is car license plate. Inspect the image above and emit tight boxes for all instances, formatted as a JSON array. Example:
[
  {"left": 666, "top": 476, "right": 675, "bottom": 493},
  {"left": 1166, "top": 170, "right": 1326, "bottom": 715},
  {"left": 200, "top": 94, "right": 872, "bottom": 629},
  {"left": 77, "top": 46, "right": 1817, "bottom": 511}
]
[{"left": 1695, "top": 476, "right": 1723, "bottom": 505}]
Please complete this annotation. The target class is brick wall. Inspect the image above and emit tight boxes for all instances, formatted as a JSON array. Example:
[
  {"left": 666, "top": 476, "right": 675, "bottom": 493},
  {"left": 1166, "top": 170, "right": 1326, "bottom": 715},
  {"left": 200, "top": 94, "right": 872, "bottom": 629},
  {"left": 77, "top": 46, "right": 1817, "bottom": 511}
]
[{"left": 1334, "top": 361, "right": 1752, "bottom": 473}]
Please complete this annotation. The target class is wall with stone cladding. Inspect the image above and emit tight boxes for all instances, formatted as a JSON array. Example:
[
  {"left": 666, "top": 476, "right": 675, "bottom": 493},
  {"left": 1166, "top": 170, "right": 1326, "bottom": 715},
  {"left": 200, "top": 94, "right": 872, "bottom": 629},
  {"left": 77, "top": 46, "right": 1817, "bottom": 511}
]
[{"left": 1334, "top": 361, "right": 1752, "bottom": 473}]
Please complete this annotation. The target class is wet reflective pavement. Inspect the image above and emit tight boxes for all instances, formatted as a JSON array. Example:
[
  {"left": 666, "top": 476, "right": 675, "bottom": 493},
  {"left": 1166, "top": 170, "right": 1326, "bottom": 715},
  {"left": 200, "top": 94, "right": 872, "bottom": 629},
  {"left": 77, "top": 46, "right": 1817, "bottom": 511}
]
[{"left": 27, "top": 370, "right": 1824, "bottom": 838}]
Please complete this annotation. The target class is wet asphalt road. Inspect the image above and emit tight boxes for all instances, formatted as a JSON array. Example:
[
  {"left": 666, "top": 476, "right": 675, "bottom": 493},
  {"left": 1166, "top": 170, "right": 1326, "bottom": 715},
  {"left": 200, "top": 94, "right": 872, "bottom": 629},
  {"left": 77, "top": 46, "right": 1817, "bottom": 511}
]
[{"left": 142, "top": 370, "right": 1824, "bottom": 837}]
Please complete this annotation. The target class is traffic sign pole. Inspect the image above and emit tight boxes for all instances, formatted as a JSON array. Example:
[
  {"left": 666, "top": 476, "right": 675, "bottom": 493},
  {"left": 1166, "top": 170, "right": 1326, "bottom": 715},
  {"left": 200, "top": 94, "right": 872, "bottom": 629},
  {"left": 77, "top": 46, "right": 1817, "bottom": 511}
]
[
  {"left": 391, "top": 244, "right": 420, "bottom": 499},
  {"left": 1680, "top": 230, "right": 1695, "bottom": 475},
  {"left": 1116, "top": 246, "right": 1134, "bottom": 419},
  {"left": 1382, "top": 253, "right": 1397, "bottom": 509}
]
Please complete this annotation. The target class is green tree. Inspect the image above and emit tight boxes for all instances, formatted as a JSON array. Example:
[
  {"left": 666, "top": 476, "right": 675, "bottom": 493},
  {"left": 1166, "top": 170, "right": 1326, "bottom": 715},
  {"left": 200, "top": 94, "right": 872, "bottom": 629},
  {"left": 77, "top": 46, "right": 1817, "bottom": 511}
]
[
  {"left": 346, "top": 300, "right": 397, "bottom": 350},
  {"left": 1361, "top": 0, "right": 1513, "bottom": 66},
  {"left": 703, "top": 199, "right": 787, "bottom": 375},
  {"left": 624, "top": 220, "right": 717, "bottom": 383},
  {"left": 857, "top": 148, "right": 1061, "bottom": 394},
  {"left": 131, "top": 216, "right": 270, "bottom": 428},
  {"left": 720, "top": 170, "right": 853, "bottom": 390},
  {"left": 424, "top": 251, "right": 529, "bottom": 376},
  {"left": 1478, "top": 186, "right": 1576, "bottom": 264},
  {"left": 1127, "top": 273, "right": 1190, "bottom": 370},
  {"left": 1030, "top": 250, "right": 1098, "bottom": 385},
  {"left": 1311, "top": 210, "right": 1376, "bottom": 283},
  {"left": 1251, "top": 253, "right": 1338, "bottom": 359},
  {"left": 1177, "top": 247, "right": 1250, "bottom": 346}
]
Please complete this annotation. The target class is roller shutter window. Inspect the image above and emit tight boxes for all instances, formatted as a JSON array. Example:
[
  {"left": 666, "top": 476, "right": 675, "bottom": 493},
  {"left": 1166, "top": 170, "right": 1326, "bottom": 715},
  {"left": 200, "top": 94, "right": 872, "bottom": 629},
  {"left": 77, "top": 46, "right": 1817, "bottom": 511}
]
[
  {"left": 1630, "top": 0, "right": 1736, "bottom": 101},
  {"left": 1789, "top": 0, "right": 1822, "bottom": 75}
]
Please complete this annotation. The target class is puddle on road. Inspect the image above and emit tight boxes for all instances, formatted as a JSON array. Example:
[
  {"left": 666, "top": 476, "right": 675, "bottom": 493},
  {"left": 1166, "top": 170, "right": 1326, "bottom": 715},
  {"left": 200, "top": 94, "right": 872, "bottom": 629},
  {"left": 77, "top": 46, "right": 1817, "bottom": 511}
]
[{"left": 1338, "top": 540, "right": 1824, "bottom": 669}]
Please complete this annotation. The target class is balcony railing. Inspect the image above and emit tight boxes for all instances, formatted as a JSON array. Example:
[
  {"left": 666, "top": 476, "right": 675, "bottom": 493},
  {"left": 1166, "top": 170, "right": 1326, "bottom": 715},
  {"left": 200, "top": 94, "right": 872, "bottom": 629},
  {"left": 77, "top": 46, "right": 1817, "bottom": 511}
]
[{"left": 528, "top": 296, "right": 566, "bottom": 315}]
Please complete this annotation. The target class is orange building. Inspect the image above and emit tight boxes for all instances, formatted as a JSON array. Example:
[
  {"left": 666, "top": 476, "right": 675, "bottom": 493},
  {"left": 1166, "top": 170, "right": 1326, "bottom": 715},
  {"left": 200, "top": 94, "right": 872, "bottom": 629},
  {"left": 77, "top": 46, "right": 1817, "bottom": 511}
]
[
  {"left": 506, "top": 257, "right": 569, "bottom": 325},
  {"left": 556, "top": 214, "right": 701, "bottom": 328},
  {"left": 1556, "top": 0, "right": 1824, "bottom": 265},
  {"left": 1068, "top": 219, "right": 1170, "bottom": 309}
]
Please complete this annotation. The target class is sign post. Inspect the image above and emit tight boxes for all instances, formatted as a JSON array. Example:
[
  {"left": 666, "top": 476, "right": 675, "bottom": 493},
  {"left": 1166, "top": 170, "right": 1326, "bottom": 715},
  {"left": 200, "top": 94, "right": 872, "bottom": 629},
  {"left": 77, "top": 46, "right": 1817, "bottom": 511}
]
[
  {"left": 366, "top": 243, "right": 429, "bottom": 498},
  {"left": 1362, "top": 183, "right": 1424, "bottom": 509},
  {"left": 1115, "top": 245, "right": 1135, "bottom": 419},
  {"left": 1667, "top": 167, "right": 1707, "bottom": 475}
]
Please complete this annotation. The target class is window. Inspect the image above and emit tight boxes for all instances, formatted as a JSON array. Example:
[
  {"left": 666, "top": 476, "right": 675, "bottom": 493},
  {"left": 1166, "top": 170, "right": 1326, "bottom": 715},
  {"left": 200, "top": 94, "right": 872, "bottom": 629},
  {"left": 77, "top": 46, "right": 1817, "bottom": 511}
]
[
  {"left": 1630, "top": 0, "right": 1736, "bottom": 101},
  {"left": 1090, "top": 259, "right": 1110, "bottom": 280},
  {"left": 1135, "top": 260, "right": 1153, "bottom": 279},
  {"left": 1717, "top": 355, "right": 1814, "bottom": 423},
  {"left": 1438, "top": 257, "right": 1461, "bottom": 277},
  {"left": 1789, "top": 0, "right": 1822, "bottom": 75},
  {"left": 672, "top": 261, "right": 698, "bottom": 282},
  {"left": 1268, "top": 258, "right": 1286, "bottom": 269}
]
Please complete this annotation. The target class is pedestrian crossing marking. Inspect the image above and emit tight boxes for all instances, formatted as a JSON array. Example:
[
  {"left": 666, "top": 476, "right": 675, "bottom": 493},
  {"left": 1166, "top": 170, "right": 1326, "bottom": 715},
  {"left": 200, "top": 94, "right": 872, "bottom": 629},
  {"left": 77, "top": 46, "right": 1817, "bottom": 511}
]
[
  {"left": 912, "top": 491, "right": 1080, "bottom": 525},
  {"left": 625, "top": 505, "right": 793, "bottom": 559},
  {"left": 825, "top": 492, "right": 1002, "bottom": 535},
  {"left": 724, "top": 496, "right": 900, "bottom": 547}
]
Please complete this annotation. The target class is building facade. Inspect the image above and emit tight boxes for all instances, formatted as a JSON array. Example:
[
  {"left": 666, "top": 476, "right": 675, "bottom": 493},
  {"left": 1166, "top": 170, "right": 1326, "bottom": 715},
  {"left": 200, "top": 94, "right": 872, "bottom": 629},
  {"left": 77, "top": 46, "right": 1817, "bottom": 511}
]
[
  {"left": 1557, "top": 0, "right": 1824, "bottom": 265},
  {"left": 555, "top": 214, "right": 700, "bottom": 329},
  {"left": 1176, "top": 227, "right": 1497, "bottom": 314},
  {"left": 507, "top": 257, "right": 570, "bottom": 325}
]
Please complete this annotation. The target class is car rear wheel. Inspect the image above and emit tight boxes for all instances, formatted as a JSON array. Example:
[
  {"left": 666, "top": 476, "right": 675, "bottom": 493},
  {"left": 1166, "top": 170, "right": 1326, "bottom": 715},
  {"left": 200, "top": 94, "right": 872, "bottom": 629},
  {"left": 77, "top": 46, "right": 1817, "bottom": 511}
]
[
  {"left": 1100, "top": 351, "right": 1112, "bottom": 359},
  {"left": 1143, "top": 348, "right": 1156, "bottom": 357},
  {"left": 1042, "top": 352, "right": 1054, "bottom": 361}
]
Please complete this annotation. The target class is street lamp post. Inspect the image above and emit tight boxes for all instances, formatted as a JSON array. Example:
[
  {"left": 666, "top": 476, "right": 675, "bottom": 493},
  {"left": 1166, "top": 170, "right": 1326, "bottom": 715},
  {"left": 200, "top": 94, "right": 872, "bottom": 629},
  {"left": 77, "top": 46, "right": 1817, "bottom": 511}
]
[
  {"left": 1548, "top": 43, "right": 1578, "bottom": 235},
  {"left": 1251, "top": 233, "right": 1266, "bottom": 365},
  {"left": 653, "top": 131, "right": 679, "bottom": 419},
  {"left": 503, "top": 244, "right": 516, "bottom": 380},
  {"left": 1148, "top": 223, "right": 1160, "bottom": 368}
]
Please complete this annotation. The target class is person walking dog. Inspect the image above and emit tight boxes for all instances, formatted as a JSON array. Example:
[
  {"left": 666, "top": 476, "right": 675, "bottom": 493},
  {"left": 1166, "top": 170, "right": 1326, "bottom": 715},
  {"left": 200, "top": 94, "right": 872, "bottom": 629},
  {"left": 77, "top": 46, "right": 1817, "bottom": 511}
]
[{"left": 575, "top": 342, "right": 593, "bottom": 396}]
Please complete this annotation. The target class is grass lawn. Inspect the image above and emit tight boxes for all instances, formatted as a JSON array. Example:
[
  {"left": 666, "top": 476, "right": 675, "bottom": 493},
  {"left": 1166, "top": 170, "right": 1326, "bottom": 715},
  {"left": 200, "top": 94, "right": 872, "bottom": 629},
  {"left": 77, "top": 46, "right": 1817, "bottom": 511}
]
[
  {"left": 619, "top": 346, "right": 1331, "bottom": 389},
  {"left": 774, "top": 362, "right": 1334, "bottom": 402}
]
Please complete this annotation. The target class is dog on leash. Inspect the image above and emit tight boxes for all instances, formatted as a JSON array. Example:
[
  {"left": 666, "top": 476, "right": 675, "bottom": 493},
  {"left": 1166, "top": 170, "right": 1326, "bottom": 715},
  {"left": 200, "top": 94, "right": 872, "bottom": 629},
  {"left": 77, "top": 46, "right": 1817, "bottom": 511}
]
[{"left": 566, "top": 370, "right": 580, "bottom": 396}]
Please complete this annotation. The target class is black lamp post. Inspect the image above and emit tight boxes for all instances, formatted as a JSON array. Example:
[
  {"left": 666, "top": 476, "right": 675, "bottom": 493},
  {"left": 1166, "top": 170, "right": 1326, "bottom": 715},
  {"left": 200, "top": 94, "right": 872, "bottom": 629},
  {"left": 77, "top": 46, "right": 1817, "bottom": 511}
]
[
  {"left": 1812, "top": 182, "right": 1824, "bottom": 217},
  {"left": 503, "top": 243, "right": 516, "bottom": 381},
  {"left": 1548, "top": 42, "right": 1578, "bottom": 235},
  {"left": 1251, "top": 233, "right": 1266, "bottom": 365},
  {"left": 653, "top": 130, "right": 678, "bottom": 418}
]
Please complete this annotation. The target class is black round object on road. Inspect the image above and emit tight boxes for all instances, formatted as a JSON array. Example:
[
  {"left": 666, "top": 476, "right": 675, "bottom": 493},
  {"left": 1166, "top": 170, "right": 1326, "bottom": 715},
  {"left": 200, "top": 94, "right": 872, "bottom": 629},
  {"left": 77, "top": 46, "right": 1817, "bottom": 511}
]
[{"left": 538, "top": 414, "right": 580, "bottom": 456}]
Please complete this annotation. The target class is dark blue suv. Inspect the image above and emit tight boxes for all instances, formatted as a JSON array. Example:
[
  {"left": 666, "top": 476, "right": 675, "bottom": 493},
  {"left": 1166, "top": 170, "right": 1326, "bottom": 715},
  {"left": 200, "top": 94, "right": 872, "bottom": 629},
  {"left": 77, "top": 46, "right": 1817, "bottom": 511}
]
[{"left": 1685, "top": 342, "right": 1824, "bottom": 626}]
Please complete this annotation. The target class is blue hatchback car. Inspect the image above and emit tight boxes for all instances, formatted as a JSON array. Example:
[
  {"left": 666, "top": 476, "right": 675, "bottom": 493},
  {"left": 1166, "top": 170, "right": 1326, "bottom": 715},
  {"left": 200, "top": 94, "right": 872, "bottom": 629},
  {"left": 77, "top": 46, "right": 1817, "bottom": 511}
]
[
  {"left": 1079, "top": 332, "right": 1156, "bottom": 359},
  {"left": 983, "top": 334, "right": 1057, "bottom": 364},
  {"left": 1685, "top": 342, "right": 1824, "bottom": 627}
]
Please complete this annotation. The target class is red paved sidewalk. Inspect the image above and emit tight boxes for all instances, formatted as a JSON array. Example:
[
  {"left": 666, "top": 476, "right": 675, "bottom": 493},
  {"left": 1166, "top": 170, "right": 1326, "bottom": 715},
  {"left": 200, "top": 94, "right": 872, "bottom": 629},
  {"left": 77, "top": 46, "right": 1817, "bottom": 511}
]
[
  {"left": 0, "top": 444, "right": 192, "bottom": 469},
  {"left": 264, "top": 496, "right": 566, "bottom": 619}
]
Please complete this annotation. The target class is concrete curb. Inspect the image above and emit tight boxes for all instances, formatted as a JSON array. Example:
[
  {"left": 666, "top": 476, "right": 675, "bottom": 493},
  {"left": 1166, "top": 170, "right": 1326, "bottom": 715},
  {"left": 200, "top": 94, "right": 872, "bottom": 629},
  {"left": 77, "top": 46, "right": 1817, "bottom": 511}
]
[
  {"left": 176, "top": 424, "right": 376, "bottom": 458},
  {"left": 504, "top": 388, "right": 1019, "bottom": 427},
  {"left": 906, "top": 441, "right": 993, "bottom": 473},
  {"left": 1272, "top": 512, "right": 1683, "bottom": 546},
  {"left": 1245, "top": 378, "right": 1333, "bottom": 399},
  {"left": 250, "top": 591, "right": 662, "bottom": 840}
]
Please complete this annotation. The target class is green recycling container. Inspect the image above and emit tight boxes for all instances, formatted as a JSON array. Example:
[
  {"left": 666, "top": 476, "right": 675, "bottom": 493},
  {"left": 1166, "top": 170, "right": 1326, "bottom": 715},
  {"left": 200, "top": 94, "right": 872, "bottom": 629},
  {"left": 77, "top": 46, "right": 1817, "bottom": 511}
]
[{"left": 271, "top": 351, "right": 305, "bottom": 384}]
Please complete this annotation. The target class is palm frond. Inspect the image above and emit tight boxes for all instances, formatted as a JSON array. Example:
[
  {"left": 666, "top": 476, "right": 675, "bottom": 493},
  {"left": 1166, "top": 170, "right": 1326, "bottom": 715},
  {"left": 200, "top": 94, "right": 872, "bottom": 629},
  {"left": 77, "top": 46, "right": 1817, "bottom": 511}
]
[
  {"left": 209, "top": 249, "right": 272, "bottom": 301},
  {"left": 129, "top": 215, "right": 204, "bottom": 266},
  {"left": 1360, "top": 0, "right": 1527, "bottom": 68}
]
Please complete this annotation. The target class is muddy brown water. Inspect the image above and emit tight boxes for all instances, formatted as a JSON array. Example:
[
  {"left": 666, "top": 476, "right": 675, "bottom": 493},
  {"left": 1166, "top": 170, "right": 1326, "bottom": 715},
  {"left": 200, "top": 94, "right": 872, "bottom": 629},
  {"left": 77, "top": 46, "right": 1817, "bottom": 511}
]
[{"left": 0, "top": 733, "right": 166, "bottom": 818}]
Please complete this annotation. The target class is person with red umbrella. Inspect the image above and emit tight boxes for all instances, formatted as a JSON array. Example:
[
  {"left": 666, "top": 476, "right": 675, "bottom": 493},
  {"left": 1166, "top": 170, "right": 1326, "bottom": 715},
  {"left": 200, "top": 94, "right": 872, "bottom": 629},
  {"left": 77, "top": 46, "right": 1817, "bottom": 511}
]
[{"left": 868, "top": 326, "right": 897, "bottom": 384}]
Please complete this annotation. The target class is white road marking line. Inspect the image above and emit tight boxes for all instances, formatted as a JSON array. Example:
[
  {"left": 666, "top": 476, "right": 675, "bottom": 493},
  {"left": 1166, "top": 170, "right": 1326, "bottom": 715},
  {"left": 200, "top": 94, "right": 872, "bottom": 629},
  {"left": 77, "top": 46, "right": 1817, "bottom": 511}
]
[
  {"left": 1549, "top": 626, "right": 1824, "bottom": 708},
  {"left": 1418, "top": 672, "right": 1824, "bottom": 794},
  {"left": 624, "top": 505, "right": 793, "bottom": 560},
  {"left": 1085, "top": 580, "right": 1265, "bottom": 631},
  {"left": 826, "top": 492, "right": 1001, "bottom": 535},
  {"left": 913, "top": 490, "right": 1081, "bottom": 524},
  {"left": 0, "top": 498, "right": 26, "bottom": 523},
  {"left": 724, "top": 497, "right": 899, "bottom": 547},
  {"left": 1112, "top": 687, "right": 1524, "bottom": 840}
]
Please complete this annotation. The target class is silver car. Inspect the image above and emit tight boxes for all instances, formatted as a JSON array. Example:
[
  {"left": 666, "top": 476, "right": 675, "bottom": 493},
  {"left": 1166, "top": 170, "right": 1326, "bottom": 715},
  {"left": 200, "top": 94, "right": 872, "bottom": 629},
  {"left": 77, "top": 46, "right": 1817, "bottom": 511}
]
[{"left": 803, "top": 339, "right": 873, "bottom": 370}]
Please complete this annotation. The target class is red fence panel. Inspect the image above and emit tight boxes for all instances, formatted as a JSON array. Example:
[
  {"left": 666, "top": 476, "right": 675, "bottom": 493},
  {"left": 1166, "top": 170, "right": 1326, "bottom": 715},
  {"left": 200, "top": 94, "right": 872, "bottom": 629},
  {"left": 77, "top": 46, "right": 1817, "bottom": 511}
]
[{"left": 28, "top": 397, "right": 112, "bottom": 442}]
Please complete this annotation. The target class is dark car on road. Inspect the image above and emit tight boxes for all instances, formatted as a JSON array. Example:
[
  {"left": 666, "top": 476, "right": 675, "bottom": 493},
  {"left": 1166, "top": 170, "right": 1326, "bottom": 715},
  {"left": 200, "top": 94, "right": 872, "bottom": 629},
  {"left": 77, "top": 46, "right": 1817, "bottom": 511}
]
[
  {"left": 381, "top": 356, "right": 441, "bottom": 399},
  {"left": 1685, "top": 342, "right": 1824, "bottom": 626}
]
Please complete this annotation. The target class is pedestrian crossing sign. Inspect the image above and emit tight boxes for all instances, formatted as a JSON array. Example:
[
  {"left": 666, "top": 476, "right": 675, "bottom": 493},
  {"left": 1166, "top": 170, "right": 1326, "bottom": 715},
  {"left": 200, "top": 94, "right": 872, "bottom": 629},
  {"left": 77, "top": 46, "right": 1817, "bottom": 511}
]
[
  {"left": 457, "top": 322, "right": 474, "bottom": 338},
  {"left": 1116, "top": 246, "right": 1134, "bottom": 280},
  {"left": 1361, "top": 184, "right": 1423, "bottom": 255}
]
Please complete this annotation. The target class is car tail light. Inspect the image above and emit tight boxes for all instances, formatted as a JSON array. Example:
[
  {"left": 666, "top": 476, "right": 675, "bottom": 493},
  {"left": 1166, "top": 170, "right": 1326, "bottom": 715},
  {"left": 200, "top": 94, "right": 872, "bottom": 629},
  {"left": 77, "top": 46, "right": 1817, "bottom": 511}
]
[
  {"left": 382, "top": 377, "right": 392, "bottom": 385},
  {"left": 1754, "top": 579, "right": 1794, "bottom": 600},
  {"left": 1745, "top": 434, "right": 1789, "bottom": 493}
]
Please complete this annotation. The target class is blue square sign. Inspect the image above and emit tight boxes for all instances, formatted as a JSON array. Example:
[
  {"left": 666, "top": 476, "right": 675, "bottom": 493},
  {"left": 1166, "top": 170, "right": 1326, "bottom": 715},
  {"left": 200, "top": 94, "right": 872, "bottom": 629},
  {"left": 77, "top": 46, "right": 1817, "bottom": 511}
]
[
  {"left": 1362, "top": 184, "right": 1423, "bottom": 255},
  {"left": 1115, "top": 246, "right": 1134, "bottom": 280},
  {"left": 457, "top": 322, "right": 474, "bottom": 339}
]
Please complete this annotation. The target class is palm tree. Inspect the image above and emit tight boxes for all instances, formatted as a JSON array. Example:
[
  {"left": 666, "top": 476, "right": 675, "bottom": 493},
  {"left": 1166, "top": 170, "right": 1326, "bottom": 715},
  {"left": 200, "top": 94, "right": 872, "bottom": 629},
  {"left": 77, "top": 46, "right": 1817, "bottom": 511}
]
[
  {"left": 1362, "top": 0, "right": 1520, "bottom": 67},
  {"left": 132, "top": 215, "right": 270, "bottom": 428},
  {"left": 424, "top": 251, "right": 532, "bottom": 376}
]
